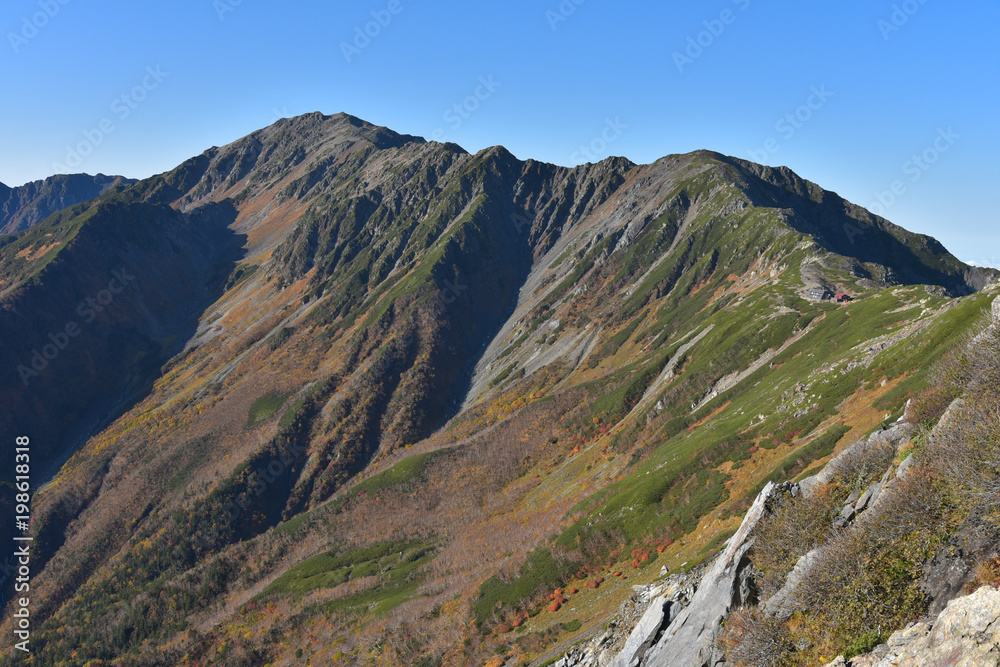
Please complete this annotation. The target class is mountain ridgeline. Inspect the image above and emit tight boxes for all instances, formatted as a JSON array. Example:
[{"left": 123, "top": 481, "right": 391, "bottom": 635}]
[
  {"left": 0, "top": 173, "right": 135, "bottom": 236},
  {"left": 0, "top": 112, "right": 995, "bottom": 665}
]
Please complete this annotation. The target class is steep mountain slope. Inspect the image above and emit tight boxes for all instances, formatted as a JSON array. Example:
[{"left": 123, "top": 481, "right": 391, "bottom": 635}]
[
  {"left": 586, "top": 293, "right": 1000, "bottom": 666},
  {"left": 0, "top": 113, "right": 995, "bottom": 666},
  {"left": 0, "top": 173, "right": 135, "bottom": 235}
]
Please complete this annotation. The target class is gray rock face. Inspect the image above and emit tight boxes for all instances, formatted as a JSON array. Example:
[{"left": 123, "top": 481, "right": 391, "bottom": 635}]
[
  {"left": 633, "top": 482, "right": 779, "bottom": 666},
  {"left": 833, "top": 504, "right": 856, "bottom": 529},
  {"left": 802, "top": 420, "right": 908, "bottom": 503},
  {"left": 797, "top": 473, "right": 821, "bottom": 499},
  {"left": 611, "top": 598, "right": 678, "bottom": 667},
  {"left": 895, "top": 453, "right": 915, "bottom": 479},
  {"left": 921, "top": 518, "right": 1000, "bottom": 617},
  {"left": 555, "top": 570, "right": 703, "bottom": 667},
  {"left": 932, "top": 398, "right": 966, "bottom": 439},
  {"left": 868, "top": 423, "right": 915, "bottom": 448},
  {"left": 799, "top": 435, "right": 873, "bottom": 499},
  {"left": 764, "top": 547, "right": 823, "bottom": 620},
  {"left": 826, "top": 586, "right": 1000, "bottom": 667},
  {"left": 857, "top": 466, "right": 892, "bottom": 513}
]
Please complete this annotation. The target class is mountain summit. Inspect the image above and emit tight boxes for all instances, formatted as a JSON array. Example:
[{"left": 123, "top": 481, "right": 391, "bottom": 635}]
[{"left": 0, "top": 113, "right": 996, "bottom": 665}]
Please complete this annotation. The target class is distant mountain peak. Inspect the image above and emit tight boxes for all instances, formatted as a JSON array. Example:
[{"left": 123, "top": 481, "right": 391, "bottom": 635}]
[{"left": 0, "top": 173, "right": 135, "bottom": 235}]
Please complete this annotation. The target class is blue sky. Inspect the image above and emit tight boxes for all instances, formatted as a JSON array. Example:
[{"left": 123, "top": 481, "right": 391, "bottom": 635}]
[{"left": 1, "top": 1, "right": 997, "bottom": 264}]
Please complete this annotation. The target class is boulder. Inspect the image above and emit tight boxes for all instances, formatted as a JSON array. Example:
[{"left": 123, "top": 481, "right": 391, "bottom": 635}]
[
  {"left": 855, "top": 474, "right": 886, "bottom": 514},
  {"left": 868, "top": 423, "right": 915, "bottom": 448},
  {"left": 833, "top": 505, "right": 856, "bottom": 529},
  {"left": 797, "top": 473, "right": 821, "bottom": 499}
]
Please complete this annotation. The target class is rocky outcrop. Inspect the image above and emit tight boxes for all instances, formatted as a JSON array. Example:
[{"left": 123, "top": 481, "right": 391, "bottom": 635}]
[
  {"left": 613, "top": 598, "right": 678, "bottom": 667},
  {"left": 767, "top": 423, "right": 916, "bottom": 618},
  {"left": 921, "top": 516, "right": 1000, "bottom": 617},
  {"left": 552, "top": 484, "right": 779, "bottom": 667},
  {"left": 825, "top": 586, "right": 1000, "bottom": 666},
  {"left": 620, "top": 482, "right": 778, "bottom": 666},
  {"left": 764, "top": 547, "right": 822, "bottom": 621},
  {"left": 553, "top": 571, "right": 702, "bottom": 667},
  {"left": 799, "top": 422, "right": 914, "bottom": 501}
]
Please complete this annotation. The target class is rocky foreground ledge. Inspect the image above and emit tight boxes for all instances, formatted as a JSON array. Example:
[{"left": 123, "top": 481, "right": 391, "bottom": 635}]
[
  {"left": 556, "top": 422, "right": 1000, "bottom": 666},
  {"left": 824, "top": 585, "right": 1000, "bottom": 667},
  {"left": 551, "top": 295, "right": 1000, "bottom": 666}
]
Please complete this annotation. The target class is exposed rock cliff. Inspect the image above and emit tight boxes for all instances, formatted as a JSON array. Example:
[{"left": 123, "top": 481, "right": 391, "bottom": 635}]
[{"left": 825, "top": 586, "right": 1000, "bottom": 667}]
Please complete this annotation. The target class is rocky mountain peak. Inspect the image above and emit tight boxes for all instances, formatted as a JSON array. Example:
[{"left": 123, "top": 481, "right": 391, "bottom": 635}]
[{"left": 1, "top": 114, "right": 998, "bottom": 665}]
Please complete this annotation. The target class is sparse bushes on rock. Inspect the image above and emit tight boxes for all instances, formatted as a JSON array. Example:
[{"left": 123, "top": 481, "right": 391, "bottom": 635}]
[
  {"left": 752, "top": 491, "right": 839, "bottom": 600},
  {"left": 718, "top": 606, "right": 793, "bottom": 667},
  {"left": 752, "top": 467, "right": 946, "bottom": 660},
  {"left": 927, "top": 393, "right": 1000, "bottom": 515},
  {"left": 825, "top": 438, "right": 895, "bottom": 492},
  {"left": 854, "top": 466, "right": 946, "bottom": 542},
  {"left": 968, "top": 556, "right": 1000, "bottom": 593},
  {"left": 907, "top": 345, "right": 970, "bottom": 427},
  {"left": 793, "top": 528, "right": 928, "bottom": 651}
]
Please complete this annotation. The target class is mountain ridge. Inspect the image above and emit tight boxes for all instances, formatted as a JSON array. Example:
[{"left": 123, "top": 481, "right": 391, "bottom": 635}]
[
  {"left": 0, "top": 173, "right": 136, "bottom": 236},
  {"left": 1, "top": 112, "right": 997, "bottom": 665}
]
